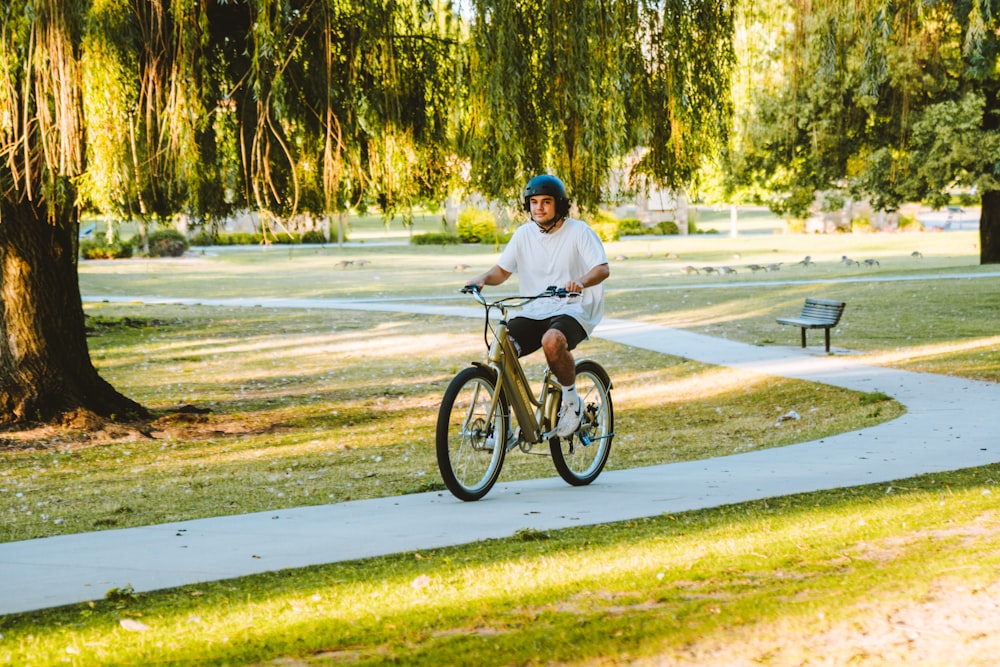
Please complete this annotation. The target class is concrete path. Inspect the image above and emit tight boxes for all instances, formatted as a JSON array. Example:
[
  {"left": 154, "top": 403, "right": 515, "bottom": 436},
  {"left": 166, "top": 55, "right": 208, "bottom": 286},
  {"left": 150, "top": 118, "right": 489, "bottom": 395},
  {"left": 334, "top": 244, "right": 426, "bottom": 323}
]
[{"left": 1, "top": 298, "right": 997, "bottom": 616}]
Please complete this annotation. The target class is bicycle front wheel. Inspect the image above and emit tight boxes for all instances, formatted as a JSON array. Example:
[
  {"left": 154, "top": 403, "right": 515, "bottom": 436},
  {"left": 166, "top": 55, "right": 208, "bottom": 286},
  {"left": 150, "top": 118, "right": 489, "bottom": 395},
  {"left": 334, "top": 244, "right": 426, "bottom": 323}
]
[
  {"left": 550, "top": 360, "right": 613, "bottom": 486},
  {"left": 436, "top": 366, "right": 508, "bottom": 501}
]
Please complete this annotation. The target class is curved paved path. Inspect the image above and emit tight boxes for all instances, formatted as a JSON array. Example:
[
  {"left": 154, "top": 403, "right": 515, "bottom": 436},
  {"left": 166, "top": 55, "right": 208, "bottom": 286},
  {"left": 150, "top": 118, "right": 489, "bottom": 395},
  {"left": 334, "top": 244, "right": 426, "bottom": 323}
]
[{"left": 0, "top": 297, "right": 997, "bottom": 615}]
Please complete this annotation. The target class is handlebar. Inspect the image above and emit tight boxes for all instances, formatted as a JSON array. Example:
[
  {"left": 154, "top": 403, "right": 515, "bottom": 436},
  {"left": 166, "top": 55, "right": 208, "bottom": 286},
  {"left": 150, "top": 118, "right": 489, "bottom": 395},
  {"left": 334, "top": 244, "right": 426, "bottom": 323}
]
[
  {"left": 461, "top": 284, "right": 580, "bottom": 307},
  {"left": 462, "top": 285, "right": 580, "bottom": 350}
]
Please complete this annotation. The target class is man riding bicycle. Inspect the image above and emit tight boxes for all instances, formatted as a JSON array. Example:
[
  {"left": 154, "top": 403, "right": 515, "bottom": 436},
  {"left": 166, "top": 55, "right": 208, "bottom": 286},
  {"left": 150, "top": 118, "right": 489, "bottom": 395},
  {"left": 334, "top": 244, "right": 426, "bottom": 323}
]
[{"left": 466, "top": 174, "right": 610, "bottom": 437}]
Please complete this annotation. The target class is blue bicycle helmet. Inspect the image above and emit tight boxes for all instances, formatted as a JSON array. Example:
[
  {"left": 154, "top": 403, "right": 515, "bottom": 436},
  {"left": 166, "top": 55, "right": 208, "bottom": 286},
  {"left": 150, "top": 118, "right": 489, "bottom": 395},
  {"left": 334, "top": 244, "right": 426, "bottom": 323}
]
[{"left": 522, "top": 174, "right": 571, "bottom": 217}]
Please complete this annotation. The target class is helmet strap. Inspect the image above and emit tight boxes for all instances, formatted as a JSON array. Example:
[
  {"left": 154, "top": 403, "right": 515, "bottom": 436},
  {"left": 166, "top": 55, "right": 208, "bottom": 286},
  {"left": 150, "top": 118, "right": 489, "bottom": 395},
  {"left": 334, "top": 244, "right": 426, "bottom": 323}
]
[{"left": 534, "top": 215, "right": 563, "bottom": 234}]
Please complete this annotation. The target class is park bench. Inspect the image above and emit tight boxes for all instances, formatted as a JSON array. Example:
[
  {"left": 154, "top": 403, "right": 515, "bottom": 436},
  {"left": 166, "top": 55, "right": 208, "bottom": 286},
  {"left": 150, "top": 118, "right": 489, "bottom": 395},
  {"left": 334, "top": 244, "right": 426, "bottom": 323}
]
[{"left": 776, "top": 297, "right": 846, "bottom": 353}]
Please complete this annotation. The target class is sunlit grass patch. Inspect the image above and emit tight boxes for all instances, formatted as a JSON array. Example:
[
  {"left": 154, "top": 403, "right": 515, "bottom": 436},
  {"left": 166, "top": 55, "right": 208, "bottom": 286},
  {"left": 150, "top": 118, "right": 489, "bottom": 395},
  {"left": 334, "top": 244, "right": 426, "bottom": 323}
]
[
  {"left": 3, "top": 465, "right": 1000, "bottom": 666},
  {"left": 858, "top": 335, "right": 1000, "bottom": 381}
]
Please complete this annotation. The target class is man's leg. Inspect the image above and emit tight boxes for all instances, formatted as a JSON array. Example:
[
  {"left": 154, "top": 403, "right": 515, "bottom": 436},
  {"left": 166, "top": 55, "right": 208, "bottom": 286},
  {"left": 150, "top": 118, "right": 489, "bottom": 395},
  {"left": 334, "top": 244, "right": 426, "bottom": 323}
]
[
  {"left": 542, "top": 328, "right": 582, "bottom": 436},
  {"left": 541, "top": 328, "right": 575, "bottom": 385}
]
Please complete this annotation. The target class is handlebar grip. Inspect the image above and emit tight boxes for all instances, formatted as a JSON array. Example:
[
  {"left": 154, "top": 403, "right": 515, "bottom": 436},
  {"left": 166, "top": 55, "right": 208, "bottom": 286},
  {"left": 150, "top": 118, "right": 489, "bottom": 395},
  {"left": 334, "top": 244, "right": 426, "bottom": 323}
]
[{"left": 462, "top": 284, "right": 480, "bottom": 294}]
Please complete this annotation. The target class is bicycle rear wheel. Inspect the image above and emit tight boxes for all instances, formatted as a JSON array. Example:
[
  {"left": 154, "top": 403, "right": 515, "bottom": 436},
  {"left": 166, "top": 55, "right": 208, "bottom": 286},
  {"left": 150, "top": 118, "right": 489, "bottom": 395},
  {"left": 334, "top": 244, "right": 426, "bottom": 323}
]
[
  {"left": 550, "top": 360, "right": 613, "bottom": 486},
  {"left": 436, "top": 366, "right": 507, "bottom": 501}
]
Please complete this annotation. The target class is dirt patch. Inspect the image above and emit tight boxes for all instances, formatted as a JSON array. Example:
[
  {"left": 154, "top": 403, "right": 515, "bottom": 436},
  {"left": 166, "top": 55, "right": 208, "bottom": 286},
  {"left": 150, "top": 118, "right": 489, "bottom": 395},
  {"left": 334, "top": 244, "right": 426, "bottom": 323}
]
[
  {"left": 0, "top": 405, "right": 264, "bottom": 451},
  {"left": 627, "top": 577, "right": 1000, "bottom": 667}
]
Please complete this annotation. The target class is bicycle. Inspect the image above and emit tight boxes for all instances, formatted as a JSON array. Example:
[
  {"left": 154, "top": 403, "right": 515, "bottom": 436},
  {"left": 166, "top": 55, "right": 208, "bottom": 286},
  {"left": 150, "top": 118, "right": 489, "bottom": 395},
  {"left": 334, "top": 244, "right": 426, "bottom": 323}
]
[{"left": 436, "top": 285, "right": 614, "bottom": 501}]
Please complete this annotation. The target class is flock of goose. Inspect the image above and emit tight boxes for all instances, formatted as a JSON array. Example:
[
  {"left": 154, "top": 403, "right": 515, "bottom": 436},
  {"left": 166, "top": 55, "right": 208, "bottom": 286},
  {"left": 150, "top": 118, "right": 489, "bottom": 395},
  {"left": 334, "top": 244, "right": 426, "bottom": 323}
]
[{"left": 665, "top": 250, "right": 925, "bottom": 276}]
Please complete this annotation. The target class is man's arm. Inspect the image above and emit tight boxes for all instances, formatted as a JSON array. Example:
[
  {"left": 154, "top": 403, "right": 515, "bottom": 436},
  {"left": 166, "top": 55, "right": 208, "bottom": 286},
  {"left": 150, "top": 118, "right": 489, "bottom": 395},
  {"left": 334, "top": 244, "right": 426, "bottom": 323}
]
[
  {"left": 468, "top": 264, "right": 512, "bottom": 289},
  {"left": 563, "top": 262, "right": 609, "bottom": 293}
]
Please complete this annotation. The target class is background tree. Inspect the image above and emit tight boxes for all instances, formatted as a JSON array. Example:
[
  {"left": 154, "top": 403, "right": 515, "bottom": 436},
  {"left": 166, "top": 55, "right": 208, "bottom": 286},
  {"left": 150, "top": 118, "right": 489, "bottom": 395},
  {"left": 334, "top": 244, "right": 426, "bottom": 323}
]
[
  {"left": 900, "top": 1, "right": 1000, "bottom": 264},
  {"left": 0, "top": 0, "right": 146, "bottom": 423},
  {"left": 80, "top": 0, "right": 462, "bottom": 243},
  {"left": 224, "top": 0, "right": 462, "bottom": 239},
  {"left": 730, "top": 0, "right": 1000, "bottom": 262}
]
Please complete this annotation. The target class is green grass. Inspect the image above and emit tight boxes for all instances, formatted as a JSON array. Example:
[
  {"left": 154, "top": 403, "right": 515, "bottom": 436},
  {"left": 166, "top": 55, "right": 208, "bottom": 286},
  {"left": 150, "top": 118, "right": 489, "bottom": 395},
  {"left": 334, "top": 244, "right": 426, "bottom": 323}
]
[
  {"left": 1, "top": 306, "right": 899, "bottom": 541},
  {"left": 1, "top": 226, "right": 998, "bottom": 664},
  {"left": 3, "top": 466, "right": 1000, "bottom": 665}
]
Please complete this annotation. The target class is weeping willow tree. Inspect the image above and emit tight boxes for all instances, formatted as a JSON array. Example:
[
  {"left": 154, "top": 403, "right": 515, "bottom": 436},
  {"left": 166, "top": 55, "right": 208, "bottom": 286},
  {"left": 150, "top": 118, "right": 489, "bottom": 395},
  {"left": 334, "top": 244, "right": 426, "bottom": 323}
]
[
  {"left": 1, "top": 0, "right": 463, "bottom": 427},
  {"left": 631, "top": 1, "right": 735, "bottom": 195},
  {"left": 462, "top": 0, "right": 734, "bottom": 211},
  {"left": 82, "top": 0, "right": 460, "bottom": 243},
  {"left": 348, "top": 1, "right": 461, "bottom": 221},
  {"left": 225, "top": 0, "right": 461, "bottom": 238},
  {"left": 0, "top": 0, "right": 146, "bottom": 424},
  {"left": 1, "top": 0, "right": 736, "bottom": 427}
]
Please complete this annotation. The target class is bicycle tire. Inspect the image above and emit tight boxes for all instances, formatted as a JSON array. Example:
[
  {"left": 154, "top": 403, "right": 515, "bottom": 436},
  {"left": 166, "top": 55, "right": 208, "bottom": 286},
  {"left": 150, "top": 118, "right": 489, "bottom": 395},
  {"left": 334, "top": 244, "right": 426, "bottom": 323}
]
[
  {"left": 436, "top": 365, "right": 508, "bottom": 501},
  {"left": 550, "top": 360, "right": 613, "bottom": 486}
]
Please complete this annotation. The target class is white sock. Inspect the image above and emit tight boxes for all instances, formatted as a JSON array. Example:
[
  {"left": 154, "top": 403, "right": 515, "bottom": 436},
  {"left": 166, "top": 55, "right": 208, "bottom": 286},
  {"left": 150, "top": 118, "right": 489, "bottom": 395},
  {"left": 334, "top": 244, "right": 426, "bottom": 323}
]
[{"left": 561, "top": 384, "right": 577, "bottom": 401}]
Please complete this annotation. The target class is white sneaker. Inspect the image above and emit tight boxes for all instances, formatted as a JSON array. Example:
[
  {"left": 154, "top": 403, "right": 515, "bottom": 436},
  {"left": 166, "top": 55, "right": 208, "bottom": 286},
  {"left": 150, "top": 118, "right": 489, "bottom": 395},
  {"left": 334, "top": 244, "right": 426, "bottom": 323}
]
[{"left": 556, "top": 393, "right": 582, "bottom": 437}]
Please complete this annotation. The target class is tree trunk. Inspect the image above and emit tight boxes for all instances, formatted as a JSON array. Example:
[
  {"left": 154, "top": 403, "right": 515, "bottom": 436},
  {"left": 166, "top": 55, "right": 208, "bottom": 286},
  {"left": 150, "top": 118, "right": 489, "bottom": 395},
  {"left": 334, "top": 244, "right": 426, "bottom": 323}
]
[
  {"left": 981, "top": 190, "right": 1000, "bottom": 265},
  {"left": 0, "top": 203, "right": 147, "bottom": 425}
]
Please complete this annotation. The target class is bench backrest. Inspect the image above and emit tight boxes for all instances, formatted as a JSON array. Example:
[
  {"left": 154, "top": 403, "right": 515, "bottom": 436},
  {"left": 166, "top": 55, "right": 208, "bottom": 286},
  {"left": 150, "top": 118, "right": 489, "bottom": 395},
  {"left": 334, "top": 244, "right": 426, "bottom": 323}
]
[{"left": 800, "top": 298, "right": 846, "bottom": 325}]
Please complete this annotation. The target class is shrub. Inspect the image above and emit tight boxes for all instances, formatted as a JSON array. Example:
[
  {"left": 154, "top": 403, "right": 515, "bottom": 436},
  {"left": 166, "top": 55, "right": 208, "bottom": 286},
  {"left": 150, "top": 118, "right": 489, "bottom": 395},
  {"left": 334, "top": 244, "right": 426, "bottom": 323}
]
[
  {"left": 851, "top": 215, "right": 874, "bottom": 233},
  {"left": 189, "top": 230, "right": 218, "bottom": 246},
  {"left": 79, "top": 239, "right": 133, "bottom": 260},
  {"left": 265, "top": 231, "right": 299, "bottom": 244},
  {"left": 224, "top": 232, "right": 264, "bottom": 245},
  {"left": 411, "top": 232, "right": 461, "bottom": 246},
  {"left": 654, "top": 220, "right": 680, "bottom": 235},
  {"left": 786, "top": 218, "right": 807, "bottom": 233},
  {"left": 616, "top": 218, "right": 647, "bottom": 236},
  {"left": 613, "top": 218, "right": 679, "bottom": 237},
  {"left": 589, "top": 221, "right": 619, "bottom": 242},
  {"left": 301, "top": 230, "right": 327, "bottom": 244},
  {"left": 897, "top": 214, "right": 920, "bottom": 231},
  {"left": 479, "top": 229, "right": 514, "bottom": 245},
  {"left": 191, "top": 230, "right": 279, "bottom": 246},
  {"left": 585, "top": 210, "right": 620, "bottom": 242},
  {"left": 146, "top": 229, "right": 189, "bottom": 257},
  {"left": 456, "top": 207, "right": 498, "bottom": 243}
]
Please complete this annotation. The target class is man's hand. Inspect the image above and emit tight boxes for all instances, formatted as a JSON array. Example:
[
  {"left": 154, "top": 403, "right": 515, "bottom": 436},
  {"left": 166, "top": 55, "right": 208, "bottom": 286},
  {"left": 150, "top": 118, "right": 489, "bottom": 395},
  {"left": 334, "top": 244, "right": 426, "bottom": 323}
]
[
  {"left": 562, "top": 280, "right": 583, "bottom": 294},
  {"left": 567, "top": 263, "right": 610, "bottom": 294}
]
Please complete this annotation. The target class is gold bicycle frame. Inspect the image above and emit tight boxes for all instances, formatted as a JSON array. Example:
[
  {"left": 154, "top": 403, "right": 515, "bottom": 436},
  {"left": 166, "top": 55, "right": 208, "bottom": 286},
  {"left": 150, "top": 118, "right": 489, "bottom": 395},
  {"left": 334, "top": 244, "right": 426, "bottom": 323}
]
[{"left": 486, "top": 318, "right": 559, "bottom": 447}]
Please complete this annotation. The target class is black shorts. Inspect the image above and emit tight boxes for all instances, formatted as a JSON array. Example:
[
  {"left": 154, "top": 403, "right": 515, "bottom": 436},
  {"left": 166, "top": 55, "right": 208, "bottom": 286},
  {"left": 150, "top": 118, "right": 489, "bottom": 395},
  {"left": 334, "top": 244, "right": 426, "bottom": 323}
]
[{"left": 507, "top": 315, "right": 588, "bottom": 357}]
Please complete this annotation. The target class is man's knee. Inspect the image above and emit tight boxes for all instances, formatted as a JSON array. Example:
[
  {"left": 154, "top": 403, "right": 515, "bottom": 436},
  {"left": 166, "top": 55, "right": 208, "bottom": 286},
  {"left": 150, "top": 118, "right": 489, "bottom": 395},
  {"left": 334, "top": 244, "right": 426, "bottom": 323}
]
[
  {"left": 541, "top": 329, "right": 569, "bottom": 356},
  {"left": 542, "top": 328, "right": 565, "bottom": 345}
]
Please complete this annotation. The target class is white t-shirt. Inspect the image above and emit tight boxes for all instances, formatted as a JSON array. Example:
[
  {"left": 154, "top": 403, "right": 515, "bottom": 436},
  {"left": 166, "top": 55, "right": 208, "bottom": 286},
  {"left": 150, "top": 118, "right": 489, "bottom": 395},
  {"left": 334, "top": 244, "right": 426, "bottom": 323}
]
[{"left": 497, "top": 217, "right": 608, "bottom": 335}]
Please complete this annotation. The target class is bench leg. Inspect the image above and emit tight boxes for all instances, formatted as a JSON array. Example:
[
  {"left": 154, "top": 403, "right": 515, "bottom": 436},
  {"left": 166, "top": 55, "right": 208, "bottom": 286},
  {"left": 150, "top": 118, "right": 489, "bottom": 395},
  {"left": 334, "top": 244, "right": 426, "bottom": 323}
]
[
  {"left": 800, "top": 328, "right": 807, "bottom": 348},
  {"left": 824, "top": 328, "right": 831, "bottom": 353}
]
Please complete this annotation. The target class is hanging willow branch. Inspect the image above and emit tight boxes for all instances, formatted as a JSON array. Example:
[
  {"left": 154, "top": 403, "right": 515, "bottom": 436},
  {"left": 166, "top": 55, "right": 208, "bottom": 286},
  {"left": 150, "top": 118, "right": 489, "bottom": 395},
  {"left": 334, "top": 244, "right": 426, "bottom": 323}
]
[
  {"left": 464, "top": 0, "right": 735, "bottom": 210},
  {"left": 0, "top": 0, "right": 84, "bottom": 223}
]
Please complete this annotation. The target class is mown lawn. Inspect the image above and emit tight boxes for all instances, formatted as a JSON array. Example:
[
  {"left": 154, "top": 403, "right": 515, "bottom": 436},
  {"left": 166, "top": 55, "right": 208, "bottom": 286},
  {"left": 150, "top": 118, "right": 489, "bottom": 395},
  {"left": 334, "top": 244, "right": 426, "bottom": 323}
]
[{"left": 1, "top": 227, "right": 997, "bottom": 665}]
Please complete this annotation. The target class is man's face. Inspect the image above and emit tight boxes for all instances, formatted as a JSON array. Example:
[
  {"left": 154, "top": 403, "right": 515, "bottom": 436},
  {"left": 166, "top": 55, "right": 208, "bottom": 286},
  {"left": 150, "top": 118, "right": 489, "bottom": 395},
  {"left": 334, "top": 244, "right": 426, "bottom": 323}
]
[{"left": 529, "top": 195, "right": 557, "bottom": 224}]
